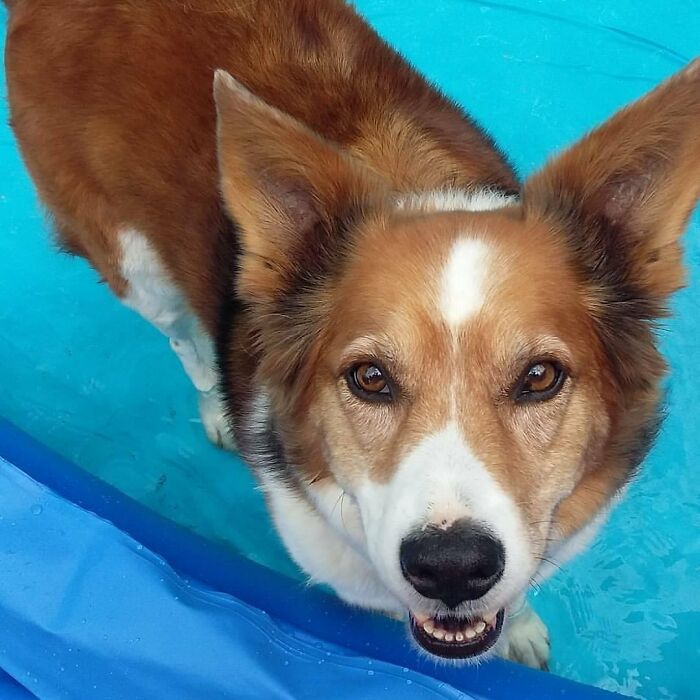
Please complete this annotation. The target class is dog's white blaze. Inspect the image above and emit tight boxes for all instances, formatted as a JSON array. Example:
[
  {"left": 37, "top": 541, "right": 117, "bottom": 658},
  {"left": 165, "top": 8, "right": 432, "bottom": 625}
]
[
  {"left": 440, "top": 238, "right": 491, "bottom": 328},
  {"left": 355, "top": 422, "right": 532, "bottom": 613}
]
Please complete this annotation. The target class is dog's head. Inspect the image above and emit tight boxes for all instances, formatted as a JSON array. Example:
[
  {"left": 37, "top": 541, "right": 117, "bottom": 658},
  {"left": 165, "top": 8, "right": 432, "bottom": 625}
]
[{"left": 214, "top": 62, "right": 700, "bottom": 659}]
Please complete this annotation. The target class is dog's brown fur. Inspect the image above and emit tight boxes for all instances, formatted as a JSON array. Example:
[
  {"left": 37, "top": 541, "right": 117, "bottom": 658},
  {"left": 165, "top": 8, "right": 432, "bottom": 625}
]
[{"left": 5, "top": 0, "right": 514, "bottom": 333}]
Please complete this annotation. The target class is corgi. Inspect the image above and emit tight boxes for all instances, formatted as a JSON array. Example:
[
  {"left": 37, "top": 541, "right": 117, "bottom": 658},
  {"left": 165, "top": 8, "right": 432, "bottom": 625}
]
[{"left": 5, "top": 0, "right": 699, "bottom": 669}]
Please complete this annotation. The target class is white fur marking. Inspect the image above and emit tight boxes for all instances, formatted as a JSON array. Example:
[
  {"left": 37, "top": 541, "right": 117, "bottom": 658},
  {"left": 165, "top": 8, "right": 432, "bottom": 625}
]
[
  {"left": 248, "top": 391, "right": 397, "bottom": 611},
  {"left": 119, "top": 230, "right": 232, "bottom": 447},
  {"left": 259, "top": 472, "right": 402, "bottom": 614},
  {"left": 396, "top": 188, "right": 518, "bottom": 213},
  {"left": 440, "top": 238, "right": 491, "bottom": 327},
  {"left": 119, "top": 229, "right": 217, "bottom": 392}
]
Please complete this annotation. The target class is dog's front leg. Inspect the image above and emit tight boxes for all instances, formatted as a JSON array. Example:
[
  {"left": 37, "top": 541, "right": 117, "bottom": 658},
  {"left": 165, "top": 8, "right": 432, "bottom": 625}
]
[{"left": 496, "top": 597, "right": 550, "bottom": 671}]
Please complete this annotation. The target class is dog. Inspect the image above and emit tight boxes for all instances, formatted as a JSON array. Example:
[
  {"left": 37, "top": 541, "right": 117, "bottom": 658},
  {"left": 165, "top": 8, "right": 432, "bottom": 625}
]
[{"left": 5, "top": 0, "right": 699, "bottom": 669}]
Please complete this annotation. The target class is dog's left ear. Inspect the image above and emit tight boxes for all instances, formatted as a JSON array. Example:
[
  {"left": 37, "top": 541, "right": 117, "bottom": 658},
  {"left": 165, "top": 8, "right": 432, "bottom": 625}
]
[{"left": 524, "top": 59, "right": 700, "bottom": 302}]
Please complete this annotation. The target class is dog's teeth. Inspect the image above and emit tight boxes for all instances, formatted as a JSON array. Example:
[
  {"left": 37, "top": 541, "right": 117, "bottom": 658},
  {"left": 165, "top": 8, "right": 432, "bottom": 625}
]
[{"left": 418, "top": 613, "right": 497, "bottom": 644}]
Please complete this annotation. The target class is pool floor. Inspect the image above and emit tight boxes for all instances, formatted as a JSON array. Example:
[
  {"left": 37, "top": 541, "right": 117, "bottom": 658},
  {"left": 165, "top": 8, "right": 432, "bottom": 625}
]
[{"left": 1, "top": 2, "right": 699, "bottom": 697}]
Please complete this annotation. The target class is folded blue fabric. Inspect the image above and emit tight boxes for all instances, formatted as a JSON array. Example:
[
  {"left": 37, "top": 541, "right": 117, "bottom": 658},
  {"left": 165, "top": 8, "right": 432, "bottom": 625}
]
[{"left": 0, "top": 455, "right": 477, "bottom": 700}]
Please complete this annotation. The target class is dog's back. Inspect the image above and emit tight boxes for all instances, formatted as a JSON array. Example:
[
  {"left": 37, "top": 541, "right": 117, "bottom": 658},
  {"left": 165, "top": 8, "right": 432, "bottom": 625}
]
[{"left": 5, "top": 0, "right": 515, "bottom": 331}]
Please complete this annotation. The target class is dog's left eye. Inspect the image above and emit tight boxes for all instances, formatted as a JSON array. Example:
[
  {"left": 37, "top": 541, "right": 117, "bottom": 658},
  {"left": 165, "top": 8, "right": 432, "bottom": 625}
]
[
  {"left": 347, "top": 362, "right": 392, "bottom": 402},
  {"left": 514, "top": 361, "right": 565, "bottom": 402}
]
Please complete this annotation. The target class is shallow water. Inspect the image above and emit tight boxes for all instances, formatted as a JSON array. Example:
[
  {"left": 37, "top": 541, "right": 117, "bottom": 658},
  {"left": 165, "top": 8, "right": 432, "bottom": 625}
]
[{"left": 1, "top": 2, "right": 699, "bottom": 697}]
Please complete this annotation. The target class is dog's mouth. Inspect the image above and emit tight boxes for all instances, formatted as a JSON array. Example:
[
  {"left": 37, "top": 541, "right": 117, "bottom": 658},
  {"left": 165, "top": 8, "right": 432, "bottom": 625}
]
[{"left": 409, "top": 609, "right": 505, "bottom": 659}]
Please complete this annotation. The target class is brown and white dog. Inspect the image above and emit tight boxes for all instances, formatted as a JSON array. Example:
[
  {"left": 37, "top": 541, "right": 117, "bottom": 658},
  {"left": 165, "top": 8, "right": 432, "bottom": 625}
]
[{"left": 5, "top": 0, "right": 700, "bottom": 669}]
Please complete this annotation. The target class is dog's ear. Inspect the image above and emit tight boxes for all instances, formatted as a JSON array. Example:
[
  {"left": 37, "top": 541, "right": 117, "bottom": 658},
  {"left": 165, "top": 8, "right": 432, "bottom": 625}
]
[
  {"left": 524, "top": 59, "right": 700, "bottom": 302},
  {"left": 213, "top": 70, "right": 387, "bottom": 305}
]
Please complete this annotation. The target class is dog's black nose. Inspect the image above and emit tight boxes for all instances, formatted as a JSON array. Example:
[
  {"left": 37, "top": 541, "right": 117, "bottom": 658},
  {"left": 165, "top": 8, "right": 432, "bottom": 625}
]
[{"left": 399, "top": 520, "right": 505, "bottom": 608}]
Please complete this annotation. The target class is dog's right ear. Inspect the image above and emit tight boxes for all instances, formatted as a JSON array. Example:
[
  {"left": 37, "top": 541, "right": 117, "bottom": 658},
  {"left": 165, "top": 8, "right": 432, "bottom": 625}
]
[{"left": 213, "top": 70, "right": 387, "bottom": 305}]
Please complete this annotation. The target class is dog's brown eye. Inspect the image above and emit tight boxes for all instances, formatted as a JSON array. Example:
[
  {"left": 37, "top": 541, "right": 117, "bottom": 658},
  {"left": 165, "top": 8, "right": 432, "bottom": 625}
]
[
  {"left": 347, "top": 362, "right": 392, "bottom": 402},
  {"left": 515, "top": 361, "right": 565, "bottom": 402}
]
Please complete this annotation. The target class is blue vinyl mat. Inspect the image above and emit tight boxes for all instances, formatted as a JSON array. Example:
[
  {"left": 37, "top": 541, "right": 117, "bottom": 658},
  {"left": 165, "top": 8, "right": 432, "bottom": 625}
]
[{"left": 0, "top": 418, "right": 617, "bottom": 699}]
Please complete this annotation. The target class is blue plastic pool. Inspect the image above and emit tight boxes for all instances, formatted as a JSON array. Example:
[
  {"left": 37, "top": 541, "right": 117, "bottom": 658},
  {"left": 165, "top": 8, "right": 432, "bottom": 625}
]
[{"left": 1, "top": 2, "right": 698, "bottom": 698}]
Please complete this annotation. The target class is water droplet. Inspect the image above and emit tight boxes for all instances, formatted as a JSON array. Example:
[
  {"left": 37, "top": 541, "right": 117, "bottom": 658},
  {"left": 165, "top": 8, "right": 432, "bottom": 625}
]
[
  {"left": 283, "top": 660, "right": 289, "bottom": 666},
  {"left": 367, "top": 670, "right": 375, "bottom": 676},
  {"left": 81, "top": 619, "right": 87, "bottom": 625},
  {"left": 102, "top": 634, "right": 108, "bottom": 640},
  {"left": 406, "top": 680, "right": 413, "bottom": 685},
  {"left": 135, "top": 544, "right": 144, "bottom": 552},
  {"left": 402, "top": 667, "right": 409, "bottom": 673},
  {"left": 30, "top": 504, "right": 43, "bottom": 516},
  {"left": 59, "top": 667, "right": 65, "bottom": 673}
]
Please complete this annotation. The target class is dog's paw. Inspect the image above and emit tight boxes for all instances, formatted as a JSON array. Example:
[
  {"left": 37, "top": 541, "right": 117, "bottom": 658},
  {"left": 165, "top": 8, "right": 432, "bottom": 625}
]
[
  {"left": 198, "top": 388, "right": 237, "bottom": 451},
  {"left": 498, "top": 602, "right": 550, "bottom": 671}
]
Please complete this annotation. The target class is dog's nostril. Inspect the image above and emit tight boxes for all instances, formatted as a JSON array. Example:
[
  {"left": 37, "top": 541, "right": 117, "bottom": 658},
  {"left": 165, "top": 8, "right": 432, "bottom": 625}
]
[{"left": 399, "top": 519, "right": 505, "bottom": 608}]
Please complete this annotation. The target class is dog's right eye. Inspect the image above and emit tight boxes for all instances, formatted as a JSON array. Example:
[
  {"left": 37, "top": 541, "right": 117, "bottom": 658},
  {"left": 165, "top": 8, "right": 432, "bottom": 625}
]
[{"left": 347, "top": 362, "right": 393, "bottom": 403}]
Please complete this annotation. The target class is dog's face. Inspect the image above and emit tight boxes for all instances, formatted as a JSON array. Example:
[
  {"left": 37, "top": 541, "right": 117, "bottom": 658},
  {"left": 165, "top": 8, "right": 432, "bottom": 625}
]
[
  {"left": 214, "top": 62, "right": 700, "bottom": 659},
  {"left": 308, "top": 207, "right": 611, "bottom": 655}
]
